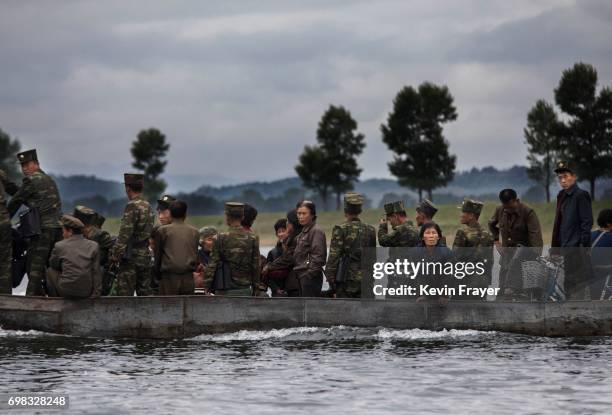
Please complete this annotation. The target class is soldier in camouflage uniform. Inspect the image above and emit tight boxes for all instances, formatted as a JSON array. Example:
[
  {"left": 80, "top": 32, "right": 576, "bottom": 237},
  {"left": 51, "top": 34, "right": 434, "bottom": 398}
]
[
  {"left": 0, "top": 170, "right": 11, "bottom": 294},
  {"left": 452, "top": 199, "right": 494, "bottom": 300},
  {"left": 325, "top": 192, "right": 376, "bottom": 298},
  {"left": 4, "top": 150, "right": 62, "bottom": 296},
  {"left": 203, "top": 202, "right": 261, "bottom": 296},
  {"left": 378, "top": 201, "right": 419, "bottom": 250},
  {"left": 109, "top": 173, "right": 155, "bottom": 296},
  {"left": 74, "top": 205, "right": 114, "bottom": 295},
  {"left": 415, "top": 199, "right": 447, "bottom": 246}
]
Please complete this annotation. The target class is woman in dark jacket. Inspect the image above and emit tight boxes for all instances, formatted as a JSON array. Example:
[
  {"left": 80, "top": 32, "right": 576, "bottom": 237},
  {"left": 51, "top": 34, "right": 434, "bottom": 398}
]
[
  {"left": 293, "top": 200, "right": 327, "bottom": 297},
  {"left": 263, "top": 210, "right": 303, "bottom": 297},
  {"left": 414, "top": 222, "right": 453, "bottom": 304}
]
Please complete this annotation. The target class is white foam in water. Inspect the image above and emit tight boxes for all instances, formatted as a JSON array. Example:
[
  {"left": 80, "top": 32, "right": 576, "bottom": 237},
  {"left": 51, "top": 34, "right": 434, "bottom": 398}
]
[
  {"left": 0, "top": 327, "right": 46, "bottom": 337},
  {"left": 376, "top": 328, "right": 492, "bottom": 340},
  {"left": 190, "top": 326, "right": 322, "bottom": 341}
]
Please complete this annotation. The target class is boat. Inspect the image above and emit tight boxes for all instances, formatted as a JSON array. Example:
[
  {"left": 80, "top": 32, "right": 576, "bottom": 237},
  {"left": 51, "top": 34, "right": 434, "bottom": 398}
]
[{"left": 0, "top": 294, "right": 611, "bottom": 339}]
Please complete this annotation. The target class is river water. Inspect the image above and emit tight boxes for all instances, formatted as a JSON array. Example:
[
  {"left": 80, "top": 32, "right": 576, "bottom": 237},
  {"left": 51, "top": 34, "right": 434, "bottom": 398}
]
[{"left": 1, "top": 326, "right": 611, "bottom": 414}]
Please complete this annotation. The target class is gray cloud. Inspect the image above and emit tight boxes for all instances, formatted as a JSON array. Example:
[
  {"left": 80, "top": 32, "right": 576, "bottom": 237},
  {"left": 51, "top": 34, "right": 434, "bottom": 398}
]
[{"left": 0, "top": 0, "right": 610, "bottom": 186}]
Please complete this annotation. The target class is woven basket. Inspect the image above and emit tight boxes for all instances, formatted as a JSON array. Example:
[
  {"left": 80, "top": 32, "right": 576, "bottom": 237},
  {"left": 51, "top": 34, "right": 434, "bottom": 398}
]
[{"left": 521, "top": 261, "right": 550, "bottom": 290}]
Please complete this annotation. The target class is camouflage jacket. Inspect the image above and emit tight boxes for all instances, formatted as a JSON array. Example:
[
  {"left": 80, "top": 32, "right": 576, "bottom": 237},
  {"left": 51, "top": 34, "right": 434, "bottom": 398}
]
[
  {"left": 326, "top": 219, "right": 376, "bottom": 283},
  {"left": 452, "top": 222, "right": 494, "bottom": 267},
  {"left": 87, "top": 226, "right": 114, "bottom": 267},
  {"left": 204, "top": 225, "right": 261, "bottom": 289},
  {"left": 5, "top": 169, "right": 62, "bottom": 228},
  {"left": 111, "top": 196, "right": 154, "bottom": 261},
  {"left": 378, "top": 221, "right": 419, "bottom": 248}
]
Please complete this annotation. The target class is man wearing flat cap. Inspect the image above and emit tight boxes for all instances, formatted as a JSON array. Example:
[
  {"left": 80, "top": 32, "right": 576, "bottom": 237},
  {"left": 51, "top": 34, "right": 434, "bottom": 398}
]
[
  {"left": 453, "top": 199, "right": 494, "bottom": 300},
  {"left": 326, "top": 192, "right": 376, "bottom": 298},
  {"left": 46, "top": 215, "right": 102, "bottom": 298},
  {"left": 203, "top": 202, "right": 261, "bottom": 296},
  {"left": 156, "top": 194, "right": 176, "bottom": 226},
  {"left": 551, "top": 161, "right": 593, "bottom": 299},
  {"left": 74, "top": 205, "right": 114, "bottom": 295},
  {"left": 378, "top": 200, "right": 419, "bottom": 249},
  {"left": 109, "top": 173, "right": 155, "bottom": 296},
  {"left": 3, "top": 149, "right": 62, "bottom": 296}
]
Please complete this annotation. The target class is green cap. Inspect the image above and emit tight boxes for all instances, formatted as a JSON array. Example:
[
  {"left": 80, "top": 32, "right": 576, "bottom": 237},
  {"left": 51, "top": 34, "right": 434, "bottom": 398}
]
[
  {"left": 124, "top": 173, "right": 144, "bottom": 186},
  {"left": 17, "top": 149, "right": 38, "bottom": 164},
  {"left": 553, "top": 160, "right": 574, "bottom": 174},
  {"left": 416, "top": 199, "right": 438, "bottom": 219},
  {"left": 384, "top": 200, "right": 406, "bottom": 215},
  {"left": 59, "top": 214, "right": 84, "bottom": 231},
  {"left": 73, "top": 205, "right": 96, "bottom": 226},
  {"left": 93, "top": 212, "right": 106, "bottom": 228},
  {"left": 156, "top": 194, "right": 176, "bottom": 211},
  {"left": 224, "top": 202, "right": 245, "bottom": 216},
  {"left": 459, "top": 198, "right": 484, "bottom": 216},
  {"left": 344, "top": 192, "right": 364, "bottom": 208}
]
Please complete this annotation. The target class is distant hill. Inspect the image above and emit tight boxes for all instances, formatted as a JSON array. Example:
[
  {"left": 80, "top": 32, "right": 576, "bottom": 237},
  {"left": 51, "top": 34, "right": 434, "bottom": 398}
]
[{"left": 52, "top": 175, "right": 125, "bottom": 202}]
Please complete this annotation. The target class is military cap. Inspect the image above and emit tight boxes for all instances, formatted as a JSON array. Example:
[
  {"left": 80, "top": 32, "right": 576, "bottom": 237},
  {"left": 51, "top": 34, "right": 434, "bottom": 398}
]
[
  {"left": 93, "top": 212, "right": 106, "bottom": 228},
  {"left": 553, "top": 160, "right": 574, "bottom": 174},
  {"left": 156, "top": 194, "right": 176, "bottom": 211},
  {"left": 459, "top": 198, "right": 484, "bottom": 216},
  {"left": 17, "top": 149, "right": 38, "bottom": 164},
  {"left": 124, "top": 173, "right": 144, "bottom": 186},
  {"left": 73, "top": 205, "right": 96, "bottom": 226},
  {"left": 224, "top": 202, "right": 245, "bottom": 216},
  {"left": 199, "top": 226, "right": 218, "bottom": 240},
  {"left": 59, "top": 214, "right": 84, "bottom": 230},
  {"left": 416, "top": 199, "right": 438, "bottom": 218},
  {"left": 384, "top": 200, "right": 406, "bottom": 215},
  {"left": 344, "top": 192, "right": 364, "bottom": 207}
]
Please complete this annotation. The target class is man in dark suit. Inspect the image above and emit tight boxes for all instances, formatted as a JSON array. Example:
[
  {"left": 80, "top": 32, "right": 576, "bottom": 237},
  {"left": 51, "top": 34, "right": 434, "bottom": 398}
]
[{"left": 551, "top": 161, "right": 593, "bottom": 299}]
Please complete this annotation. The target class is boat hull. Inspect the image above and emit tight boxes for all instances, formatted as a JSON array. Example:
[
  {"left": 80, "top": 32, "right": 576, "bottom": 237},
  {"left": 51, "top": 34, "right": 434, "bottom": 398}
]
[{"left": 1, "top": 295, "right": 611, "bottom": 339}]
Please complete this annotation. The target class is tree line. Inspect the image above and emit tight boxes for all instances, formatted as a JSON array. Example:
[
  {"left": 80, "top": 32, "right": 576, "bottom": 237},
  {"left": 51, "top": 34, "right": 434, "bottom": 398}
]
[{"left": 1, "top": 62, "right": 611, "bottom": 208}]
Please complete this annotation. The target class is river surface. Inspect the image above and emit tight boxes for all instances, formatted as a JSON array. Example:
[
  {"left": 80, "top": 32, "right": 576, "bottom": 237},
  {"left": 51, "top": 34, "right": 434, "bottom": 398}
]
[{"left": 1, "top": 326, "right": 611, "bottom": 414}]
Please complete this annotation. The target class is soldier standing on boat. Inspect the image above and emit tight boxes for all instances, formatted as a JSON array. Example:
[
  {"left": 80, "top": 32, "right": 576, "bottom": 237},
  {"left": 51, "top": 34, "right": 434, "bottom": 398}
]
[
  {"left": 325, "top": 192, "right": 376, "bottom": 298},
  {"left": 488, "top": 189, "right": 543, "bottom": 300},
  {"left": 453, "top": 199, "right": 494, "bottom": 300},
  {"left": 109, "top": 173, "right": 155, "bottom": 296},
  {"left": 203, "top": 202, "right": 261, "bottom": 296},
  {"left": 0, "top": 169, "right": 11, "bottom": 294},
  {"left": 73, "top": 205, "right": 114, "bottom": 295},
  {"left": 378, "top": 201, "right": 420, "bottom": 249},
  {"left": 415, "top": 199, "right": 446, "bottom": 245},
  {"left": 4, "top": 149, "right": 62, "bottom": 296}
]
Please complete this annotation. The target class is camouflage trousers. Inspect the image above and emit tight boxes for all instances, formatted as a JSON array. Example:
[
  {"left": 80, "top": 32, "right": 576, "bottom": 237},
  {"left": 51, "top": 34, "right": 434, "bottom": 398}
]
[
  {"left": 114, "top": 261, "right": 152, "bottom": 296},
  {"left": 26, "top": 228, "right": 61, "bottom": 296},
  {"left": 0, "top": 223, "right": 11, "bottom": 294},
  {"left": 335, "top": 280, "right": 362, "bottom": 298}
]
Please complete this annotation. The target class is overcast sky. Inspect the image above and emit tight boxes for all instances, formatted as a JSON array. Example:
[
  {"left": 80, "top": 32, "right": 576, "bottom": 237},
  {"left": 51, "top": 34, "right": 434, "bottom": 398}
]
[{"left": 1, "top": 0, "right": 611, "bottom": 187}]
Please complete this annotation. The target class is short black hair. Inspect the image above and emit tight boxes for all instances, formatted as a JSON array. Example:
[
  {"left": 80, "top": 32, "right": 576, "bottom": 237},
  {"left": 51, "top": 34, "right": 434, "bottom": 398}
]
[
  {"left": 597, "top": 209, "right": 612, "bottom": 228},
  {"left": 126, "top": 183, "right": 143, "bottom": 193},
  {"left": 296, "top": 200, "right": 317, "bottom": 217},
  {"left": 274, "top": 218, "right": 287, "bottom": 232},
  {"left": 419, "top": 221, "right": 442, "bottom": 240},
  {"left": 499, "top": 189, "right": 518, "bottom": 204},
  {"left": 241, "top": 204, "right": 258, "bottom": 227},
  {"left": 170, "top": 200, "right": 188, "bottom": 219},
  {"left": 345, "top": 204, "right": 362, "bottom": 215}
]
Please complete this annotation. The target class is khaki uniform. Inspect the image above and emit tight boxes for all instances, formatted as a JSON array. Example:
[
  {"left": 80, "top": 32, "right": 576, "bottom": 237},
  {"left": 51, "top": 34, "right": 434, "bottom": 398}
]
[
  {"left": 47, "top": 234, "right": 101, "bottom": 298},
  {"left": 154, "top": 220, "right": 200, "bottom": 295}
]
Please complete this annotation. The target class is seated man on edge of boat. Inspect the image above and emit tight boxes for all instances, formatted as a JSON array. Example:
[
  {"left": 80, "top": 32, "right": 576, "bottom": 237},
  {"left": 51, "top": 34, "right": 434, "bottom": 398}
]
[{"left": 46, "top": 214, "right": 102, "bottom": 299}]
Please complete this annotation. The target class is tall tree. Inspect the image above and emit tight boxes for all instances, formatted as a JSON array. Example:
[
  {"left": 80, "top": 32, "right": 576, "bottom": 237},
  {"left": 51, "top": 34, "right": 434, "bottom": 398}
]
[
  {"left": 0, "top": 128, "right": 21, "bottom": 181},
  {"left": 131, "top": 128, "right": 170, "bottom": 200},
  {"left": 381, "top": 82, "right": 457, "bottom": 201},
  {"left": 553, "top": 62, "right": 612, "bottom": 200},
  {"left": 296, "top": 105, "right": 365, "bottom": 210},
  {"left": 295, "top": 145, "right": 332, "bottom": 209},
  {"left": 524, "top": 100, "right": 560, "bottom": 203}
]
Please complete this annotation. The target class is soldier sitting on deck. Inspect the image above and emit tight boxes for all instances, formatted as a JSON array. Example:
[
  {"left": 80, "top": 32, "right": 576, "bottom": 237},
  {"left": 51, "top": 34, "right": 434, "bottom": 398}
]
[{"left": 46, "top": 215, "right": 102, "bottom": 299}]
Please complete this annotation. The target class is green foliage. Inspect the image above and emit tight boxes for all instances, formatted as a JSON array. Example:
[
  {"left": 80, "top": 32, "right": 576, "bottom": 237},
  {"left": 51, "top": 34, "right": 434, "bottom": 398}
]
[
  {"left": 0, "top": 128, "right": 21, "bottom": 180},
  {"left": 130, "top": 128, "right": 170, "bottom": 200},
  {"left": 524, "top": 99, "right": 560, "bottom": 202},
  {"left": 381, "top": 82, "right": 457, "bottom": 201},
  {"left": 553, "top": 62, "right": 612, "bottom": 199},
  {"left": 296, "top": 105, "right": 365, "bottom": 209}
]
